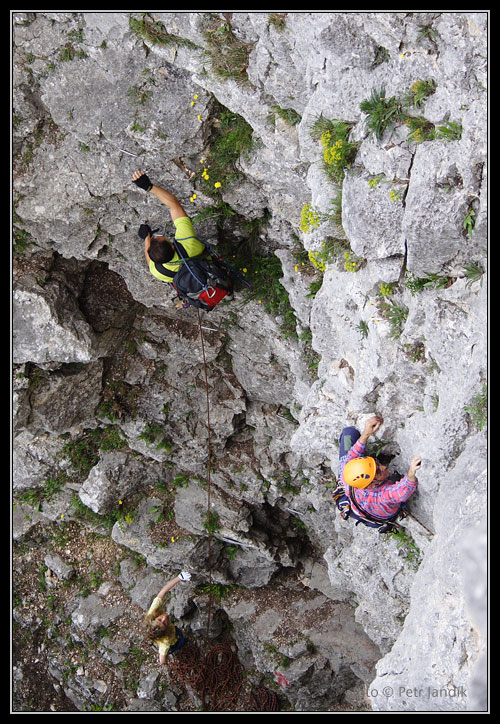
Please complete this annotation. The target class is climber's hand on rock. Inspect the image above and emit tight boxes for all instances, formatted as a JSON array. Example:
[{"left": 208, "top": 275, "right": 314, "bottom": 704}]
[
  {"left": 132, "top": 170, "right": 153, "bottom": 191},
  {"left": 363, "top": 416, "right": 383, "bottom": 437},
  {"left": 408, "top": 456, "right": 422, "bottom": 481}
]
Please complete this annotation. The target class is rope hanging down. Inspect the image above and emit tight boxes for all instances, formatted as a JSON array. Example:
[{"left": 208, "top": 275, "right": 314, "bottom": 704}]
[
  {"left": 167, "top": 310, "right": 280, "bottom": 712},
  {"left": 197, "top": 307, "right": 215, "bottom": 641}
]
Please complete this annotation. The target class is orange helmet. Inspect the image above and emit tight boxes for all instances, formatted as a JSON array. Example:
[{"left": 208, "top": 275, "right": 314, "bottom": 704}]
[{"left": 343, "top": 457, "right": 376, "bottom": 488}]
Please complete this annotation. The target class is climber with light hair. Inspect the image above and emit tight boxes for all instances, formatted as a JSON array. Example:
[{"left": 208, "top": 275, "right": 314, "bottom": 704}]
[
  {"left": 332, "top": 415, "right": 421, "bottom": 533},
  {"left": 144, "top": 571, "right": 192, "bottom": 664}
]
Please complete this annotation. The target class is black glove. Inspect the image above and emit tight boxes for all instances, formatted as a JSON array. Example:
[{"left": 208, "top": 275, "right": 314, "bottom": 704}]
[
  {"left": 138, "top": 224, "right": 159, "bottom": 240},
  {"left": 133, "top": 173, "right": 153, "bottom": 192}
]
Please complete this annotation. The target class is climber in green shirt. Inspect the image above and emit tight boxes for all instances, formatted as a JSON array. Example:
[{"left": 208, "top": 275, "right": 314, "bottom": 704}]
[{"left": 132, "top": 170, "right": 205, "bottom": 284}]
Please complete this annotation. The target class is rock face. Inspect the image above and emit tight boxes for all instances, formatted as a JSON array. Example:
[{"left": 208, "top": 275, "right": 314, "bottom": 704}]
[{"left": 12, "top": 12, "right": 487, "bottom": 713}]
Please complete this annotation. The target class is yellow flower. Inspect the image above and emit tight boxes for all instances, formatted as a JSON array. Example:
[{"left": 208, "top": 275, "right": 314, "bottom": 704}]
[
  {"left": 295, "top": 265, "right": 299, "bottom": 272},
  {"left": 61, "top": 514, "right": 64, "bottom": 519},
  {"left": 200, "top": 158, "right": 205, "bottom": 163},
  {"left": 190, "top": 101, "right": 195, "bottom": 106},
  {"left": 171, "top": 537, "right": 175, "bottom": 542},
  {"left": 119, "top": 500, "right": 123, "bottom": 505},
  {"left": 197, "top": 115, "right": 202, "bottom": 121},
  {"left": 258, "top": 300, "right": 262, "bottom": 303},
  {"left": 193, "top": 94, "right": 198, "bottom": 99},
  {"left": 214, "top": 181, "right": 221, "bottom": 188},
  {"left": 242, "top": 268, "right": 247, "bottom": 273}
]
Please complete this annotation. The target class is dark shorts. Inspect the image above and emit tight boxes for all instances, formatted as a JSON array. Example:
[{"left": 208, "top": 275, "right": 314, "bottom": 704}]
[{"left": 168, "top": 627, "right": 185, "bottom": 655}]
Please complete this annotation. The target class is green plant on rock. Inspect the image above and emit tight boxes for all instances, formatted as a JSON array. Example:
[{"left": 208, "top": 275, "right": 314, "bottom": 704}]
[
  {"left": 404, "top": 115, "right": 437, "bottom": 144},
  {"left": 359, "top": 86, "right": 405, "bottom": 140},
  {"left": 268, "top": 13, "right": 287, "bottom": 31},
  {"left": 380, "top": 300, "right": 408, "bottom": 338},
  {"left": 404, "top": 271, "right": 453, "bottom": 295},
  {"left": 404, "top": 341, "right": 427, "bottom": 363},
  {"left": 417, "top": 24, "right": 438, "bottom": 42},
  {"left": 371, "top": 45, "right": 390, "bottom": 68},
  {"left": 18, "top": 471, "right": 67, "bottom": 510},
  {"left": 356, "top": 320, "right": 369, "bottom": 338},
  {"left": 307, "top": 250, "right": 326, "bottom": 272},
  {"left": 60, "top": 426, "right": 126, "bottom": 481},
  {"left": 435, "top": 120, "right": 462, "bottom": 141},
  {"left": 200, "top": 583, "right": 235, "bottom": 602},
  {"left": 203, "top": 510, "right": 221, "bottom": 535},
  {"left": 129, "top": 15, "right": 196, "bottom": 49},
  {"left": 405, "top": 116, "right": 462, "bottom": 144},
  {"left": 310, "top": 116, "right": 358, "bottom": 183},
  {"left": 368, "top": 174, "right": 384, "bottom": 189},
  {"left": 299, "top": 203, "right": 322, "bottom": 233},
  {"left": 464, "top": 384, "right": 487, "bottom": 431},
  {"left": 139, "top": 423, "right": 173, "bottom": 453},
  {"left": 344, "top": 249, "right": 364, "bottom": 272},
  {"left": 171, "top": 473, "right": 190, "bottom": 488},
  {"left": 197, "top": 105, "right": 255, "bottom": 194},
  {"left": 201, "top": 14, "right": 252, "bottom": 83},
  {"left": 389, "top": 527, "right": 422, "bottom": 569},
  {"left": 463, "top": 207, "right": 476, "bottom": 237},
  {"left": 379, "top": 281, "right": 396, "bottom": 296},
  {"left": 463, "top": 261, "right": 485, "bottom": 287},
  {"left": 306, "top": 279, "right": 323, "bottom": 298},
  {"left": 269, "top": 104, "right": 301, "bottom": 126},
  {"left": 389, "top": 187, "right": 403, "bottom": 203},
  {"left": 401, "top": 79, "right": 436, "bottom": 108}
]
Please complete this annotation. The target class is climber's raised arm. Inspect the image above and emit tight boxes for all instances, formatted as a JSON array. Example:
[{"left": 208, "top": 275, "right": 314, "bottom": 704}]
[{"left": 132, "top": 170, "right": 187, "bottom": 222}]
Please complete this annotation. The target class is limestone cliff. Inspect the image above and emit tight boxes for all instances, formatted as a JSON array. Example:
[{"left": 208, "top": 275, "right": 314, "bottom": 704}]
[{"left": 12, "top": 12, "right": 487, "bottom": 713}]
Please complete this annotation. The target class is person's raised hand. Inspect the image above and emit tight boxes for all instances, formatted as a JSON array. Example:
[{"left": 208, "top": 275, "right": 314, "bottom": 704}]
[
  {"left": 363, "top": 415, "right": 383, "bottom": 437},
  {"left": 132, "top": 170, "right": 153, "bottom": 192},
  {"left": 408, "top": 456, "right": 422, "bottom": 480}
]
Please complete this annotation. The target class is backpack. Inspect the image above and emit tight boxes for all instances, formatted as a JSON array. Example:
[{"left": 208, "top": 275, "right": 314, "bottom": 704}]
[
  {"left": 172, "top": 255, "right": 233, "bottom": 311},
  {"left": 154, "top": 237, "right": 233, "bottom": 311}
]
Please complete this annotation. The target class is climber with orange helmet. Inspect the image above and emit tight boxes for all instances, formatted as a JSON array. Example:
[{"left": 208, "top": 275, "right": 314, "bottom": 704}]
[{"left": 333, "top": 415, "right": 421, "bottom": 531}]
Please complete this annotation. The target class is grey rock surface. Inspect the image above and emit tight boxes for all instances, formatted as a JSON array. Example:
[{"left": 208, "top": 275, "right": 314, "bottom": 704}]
[{"left": 13, "top": 11, "right": 488, "bottom": 713}]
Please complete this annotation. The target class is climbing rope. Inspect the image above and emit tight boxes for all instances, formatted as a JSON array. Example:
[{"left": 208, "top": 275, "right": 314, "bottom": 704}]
[
  {"left": 166, "top": 309, "right": 279, "bottom": 712},
  {"left": 169, "top": 633, "right": 279, "bottom": 711},
  {"left": 196, "top": 307, "right": 214, "bottom": 641},
  {"left": 402, "top": 509, "right": 435, "bottom": 536}
]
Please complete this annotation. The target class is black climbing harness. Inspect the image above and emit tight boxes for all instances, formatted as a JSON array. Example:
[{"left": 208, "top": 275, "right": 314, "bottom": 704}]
[
  {"left": 333, "top": 484, "right": 404, "bottom": 534},
  {"left": 333, "top": 484, "right": 434, "bottom": 536}
]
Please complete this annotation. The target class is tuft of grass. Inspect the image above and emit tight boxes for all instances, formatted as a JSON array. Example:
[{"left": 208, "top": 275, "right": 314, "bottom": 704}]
[
  {"left": 359, "top": 87, "right": 405, "bottom": 140},
  {"left": 201, "top": 14, "right": 252, "bottom": 83},
  {"left": 269, "top": 104, "right": 302, "bottom": 126},
  {"left": 129, "top": 15, "right": 197, "bottom": 49},
  {"left": 464, "top": 384, "right": 487, "bottom": 431},
  {"left": 379, "top": 300, "right": 408, "bottom": 338},
  {"left": 463, "top": 261, "right": 485, "bottom": 287}
]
